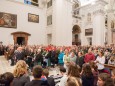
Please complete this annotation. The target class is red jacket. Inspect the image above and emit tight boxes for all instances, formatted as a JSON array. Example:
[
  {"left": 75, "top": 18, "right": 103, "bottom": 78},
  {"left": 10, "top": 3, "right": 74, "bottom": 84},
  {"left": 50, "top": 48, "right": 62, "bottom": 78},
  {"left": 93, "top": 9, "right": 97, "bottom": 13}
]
[{"left": 84, "top": 53, "right": 95, "bottom": 63}]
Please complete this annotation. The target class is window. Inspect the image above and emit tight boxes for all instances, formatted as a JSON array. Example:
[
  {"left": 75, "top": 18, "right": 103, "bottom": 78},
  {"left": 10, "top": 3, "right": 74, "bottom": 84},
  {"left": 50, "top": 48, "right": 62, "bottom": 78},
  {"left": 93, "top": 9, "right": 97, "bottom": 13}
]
[
  {"left": 24, "top": 0, "right": 39, "bottom": 7},
  {"left": 32, "top": 0, "right": 38, "bottom": 6},
  {"left": 47, "top": 0, "right": 52, "bottom": 8},
  {"left": 47, "top": 15, "right": 52, "bottom": 25}
]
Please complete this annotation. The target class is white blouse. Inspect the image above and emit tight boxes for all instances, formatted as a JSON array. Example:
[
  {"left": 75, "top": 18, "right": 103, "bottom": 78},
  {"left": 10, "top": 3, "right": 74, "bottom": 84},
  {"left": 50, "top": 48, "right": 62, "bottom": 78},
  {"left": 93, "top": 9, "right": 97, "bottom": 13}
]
[{"left": 96, "top": 56, "right": 105, "bottom": 70}]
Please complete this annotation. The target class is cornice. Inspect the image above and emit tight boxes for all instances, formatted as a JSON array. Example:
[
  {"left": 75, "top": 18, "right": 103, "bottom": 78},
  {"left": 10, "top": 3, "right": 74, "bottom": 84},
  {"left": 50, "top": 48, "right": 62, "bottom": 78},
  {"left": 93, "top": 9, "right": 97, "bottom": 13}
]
[
  {"left": 107, "top": 9, "right": 115, "bottom": 13},
  {"left": 93, "top": 9, "right": 105, "bottom": 15}
]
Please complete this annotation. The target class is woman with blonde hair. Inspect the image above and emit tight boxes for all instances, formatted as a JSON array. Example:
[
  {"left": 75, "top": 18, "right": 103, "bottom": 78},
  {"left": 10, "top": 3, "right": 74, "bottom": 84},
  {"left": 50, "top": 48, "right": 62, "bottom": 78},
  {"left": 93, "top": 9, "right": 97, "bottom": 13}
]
[
  {"left": 12, "top": 60, "right": 30, "bottom": 86},
  {"left": 63, "top": 49, "right": 70, "bottom": 71}
]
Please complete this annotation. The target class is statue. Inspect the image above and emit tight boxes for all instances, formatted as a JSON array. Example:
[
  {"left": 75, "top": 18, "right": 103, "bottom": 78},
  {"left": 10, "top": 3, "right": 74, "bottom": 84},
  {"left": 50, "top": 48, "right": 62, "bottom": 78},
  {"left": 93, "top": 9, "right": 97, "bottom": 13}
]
[
  {"left": 111, "top": 20, "right": 114, "bottom": 29},
  {"left": 87, "top": 13, "right": 91, "bottom": 22}
]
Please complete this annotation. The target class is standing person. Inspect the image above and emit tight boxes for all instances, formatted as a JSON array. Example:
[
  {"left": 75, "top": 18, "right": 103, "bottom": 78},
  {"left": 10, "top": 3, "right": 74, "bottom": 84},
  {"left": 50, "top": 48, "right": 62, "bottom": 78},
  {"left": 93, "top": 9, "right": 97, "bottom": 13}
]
[
  {"left": 14, "top": 47, "right": 25, "bottom": 61},
  {"left": 75, "top": 48, "right": 79, "bottom": 57},
  {"left": 51, "top": 47, "right": 56, "bottom": 68},
  {"left": 76, "top": 51, "right": 84, "bottom": 69},
  {"left": 34, "top": 49, "right": 43, "bottom": 66},
  {"left": 26, "top": 48, "right": 34, "bottom": 69},
  {"left": 69, "top": 51, "right": 77, "bottom": 64},
  {"left": 104, "top": 49, "right": 111, "bottom": 64},
  {"left": 12, "top": 60, "right": 30, "bottom": 86},
  {"left": 55, "top": 48, "right": 60, "bottom": 66},
  {"left": 9, "top": 47, "right": 15, "bottom": 66},
  {"left": 58, "top": 49, "right": 64, "bottom": 66},
  {"left": 45, "top": 49, "right": 52, "bottom": 67},
  {"left": 63, "top": 49, "right": 70, "bottom": 71},
  {"left": 95, "top": 51, "right": 105, "bottom": 73},
  {"left": 84, "top": 48, "right": 95, "bottom": 63}
]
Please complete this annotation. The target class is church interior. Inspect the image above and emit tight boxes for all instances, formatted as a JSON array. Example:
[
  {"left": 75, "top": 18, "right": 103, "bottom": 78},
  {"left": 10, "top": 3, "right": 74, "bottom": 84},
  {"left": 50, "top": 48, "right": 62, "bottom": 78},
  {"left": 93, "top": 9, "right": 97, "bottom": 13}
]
[{"left": 0, "top": 0, "right": 115, "bottom": 86}]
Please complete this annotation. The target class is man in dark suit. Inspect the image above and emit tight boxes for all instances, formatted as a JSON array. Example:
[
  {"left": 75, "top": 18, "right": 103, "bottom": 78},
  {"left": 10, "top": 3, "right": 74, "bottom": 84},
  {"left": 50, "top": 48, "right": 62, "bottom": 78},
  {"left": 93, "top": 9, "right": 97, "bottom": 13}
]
[{"left": 14, "top": 47, "right": 25, "bottom": 61}]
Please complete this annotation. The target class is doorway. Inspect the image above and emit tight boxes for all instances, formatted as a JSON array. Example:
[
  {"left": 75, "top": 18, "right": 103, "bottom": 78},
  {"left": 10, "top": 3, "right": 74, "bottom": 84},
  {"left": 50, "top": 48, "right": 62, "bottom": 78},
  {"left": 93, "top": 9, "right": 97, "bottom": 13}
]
[
  {"left": 11, "top": 31, "right": 31, "bottom": 45},
  {"left": 87, "top": 37, "right": 92, "bottom": 45},
  {"left": 47, "top": 34, "right": 52, "bottom": 45},
  {"left": 17, "top": 37, "right": 25, "bottom": 45}
]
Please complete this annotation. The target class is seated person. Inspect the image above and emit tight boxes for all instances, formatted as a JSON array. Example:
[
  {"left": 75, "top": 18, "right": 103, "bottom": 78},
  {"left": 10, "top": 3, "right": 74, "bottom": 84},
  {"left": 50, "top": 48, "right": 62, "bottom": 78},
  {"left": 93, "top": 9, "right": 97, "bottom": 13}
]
[
  {"left": 13, "top": 60, "right": 30, "bottom": 86},
  {"left": 42, "top": 69, "right": 55, "bottom": 86},
  {"left": 25, "top": 65, "right": 49, "bottom": 86},
  {"left": 59, "top": 66, "right": 68, "bottom": 86},
  {"left": 97, "top": 73, "right": 111, "bottom": 86},
  {"left": 104, "top": 78, "right": 114, "bottom": 86},
  {"left": 0, "top": 72, "right": 14, "bottom": 86}
]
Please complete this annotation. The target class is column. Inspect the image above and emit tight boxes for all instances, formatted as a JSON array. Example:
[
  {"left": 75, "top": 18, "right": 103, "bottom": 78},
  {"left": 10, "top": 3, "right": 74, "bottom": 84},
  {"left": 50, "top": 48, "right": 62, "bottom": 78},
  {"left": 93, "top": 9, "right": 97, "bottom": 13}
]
[{"left": 92, "top": 0, "right": 107, "bottom": 46}]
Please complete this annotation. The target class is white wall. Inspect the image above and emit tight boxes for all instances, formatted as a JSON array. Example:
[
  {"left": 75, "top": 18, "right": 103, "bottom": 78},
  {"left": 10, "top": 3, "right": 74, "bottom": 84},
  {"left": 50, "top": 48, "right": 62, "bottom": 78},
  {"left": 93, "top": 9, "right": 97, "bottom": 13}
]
[{"left": 0, "top": 0, "right": 46, "bottom": 45}]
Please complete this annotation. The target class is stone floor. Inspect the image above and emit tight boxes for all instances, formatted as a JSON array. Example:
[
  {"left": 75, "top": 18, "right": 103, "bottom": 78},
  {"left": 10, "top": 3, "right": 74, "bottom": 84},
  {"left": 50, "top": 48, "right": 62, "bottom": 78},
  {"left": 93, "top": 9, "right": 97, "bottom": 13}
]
[
  {"left": 0, "top": 56, "right": 15, "bottom": 74},
  {"left": 0, "top": 56, "right": 59, "bottom": 76}
]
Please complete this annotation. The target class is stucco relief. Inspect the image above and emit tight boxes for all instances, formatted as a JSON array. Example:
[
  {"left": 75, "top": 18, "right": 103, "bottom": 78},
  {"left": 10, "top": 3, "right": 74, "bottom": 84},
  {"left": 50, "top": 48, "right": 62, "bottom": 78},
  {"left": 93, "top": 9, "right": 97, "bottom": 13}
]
[{"left": 93, "top": 9, "right": 105, "bottom": 15}]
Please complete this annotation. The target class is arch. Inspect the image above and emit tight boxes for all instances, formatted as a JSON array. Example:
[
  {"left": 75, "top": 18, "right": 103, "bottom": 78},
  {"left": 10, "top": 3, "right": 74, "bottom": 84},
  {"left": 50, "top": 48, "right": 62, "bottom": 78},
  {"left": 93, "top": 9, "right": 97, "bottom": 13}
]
[
  {"left": 11, "top": 31, "right": 31, "bottom": 45},
  {"left": 72, "top": 25, "right": 81, "bottom": 45},
  {"left": 72, "top": 25, "right": 81, "bottom": 34}
]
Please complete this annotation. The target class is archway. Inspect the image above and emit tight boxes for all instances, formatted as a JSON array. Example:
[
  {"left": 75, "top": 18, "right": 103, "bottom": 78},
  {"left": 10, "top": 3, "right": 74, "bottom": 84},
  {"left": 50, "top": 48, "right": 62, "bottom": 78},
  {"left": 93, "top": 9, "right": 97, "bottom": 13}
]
[
  {"left": 11, "top": 31, "right": 31, "bottom": 45},
  {"left": 72, "top": 25, "right": 81, "bottom": 45}
]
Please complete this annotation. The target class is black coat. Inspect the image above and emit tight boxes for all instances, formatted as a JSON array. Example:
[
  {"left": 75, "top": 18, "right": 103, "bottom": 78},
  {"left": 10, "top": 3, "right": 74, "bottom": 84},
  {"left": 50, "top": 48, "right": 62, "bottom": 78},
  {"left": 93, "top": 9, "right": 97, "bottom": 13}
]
[
  {"left": 82, "top": 74, "right": 94, "bottom": 86},
  {"left": 25, "top": 80, "right": 49, "bottom": 86},
  {"left": 35, "top": 53, "right": 43, "bottom": 63},
  {"left": 15, "top": 50, "right": 25, "bottom": 60},
  {"left": 47, "top": 77, "right": 55, "bottom": 86},
  {"left": 76, "top": 56, "right": 84, "bottom": 68}
]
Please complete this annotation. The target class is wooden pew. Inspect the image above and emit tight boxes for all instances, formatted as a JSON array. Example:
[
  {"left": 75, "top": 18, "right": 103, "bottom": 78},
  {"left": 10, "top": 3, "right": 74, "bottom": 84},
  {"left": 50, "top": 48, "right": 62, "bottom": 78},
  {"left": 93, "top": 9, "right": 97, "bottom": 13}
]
[{"left": 103, "top": 64, "right": 115, "bottom": 70}]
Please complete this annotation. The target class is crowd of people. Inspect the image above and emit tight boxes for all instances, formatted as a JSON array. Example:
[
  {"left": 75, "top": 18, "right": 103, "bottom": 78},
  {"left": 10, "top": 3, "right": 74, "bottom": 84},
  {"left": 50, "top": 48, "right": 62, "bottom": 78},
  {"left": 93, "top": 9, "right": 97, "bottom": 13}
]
[{"left": 0, "top": 44, "right": 115, "bottom": 86}]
